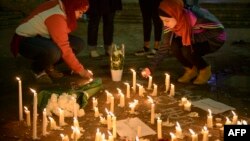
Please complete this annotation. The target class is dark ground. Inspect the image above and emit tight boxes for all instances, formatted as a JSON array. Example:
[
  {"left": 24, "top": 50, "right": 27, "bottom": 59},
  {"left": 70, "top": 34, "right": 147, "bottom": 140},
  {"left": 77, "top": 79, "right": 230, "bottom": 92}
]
[{"left": 1, "top": 1, "right": 250, "bottom": 140}]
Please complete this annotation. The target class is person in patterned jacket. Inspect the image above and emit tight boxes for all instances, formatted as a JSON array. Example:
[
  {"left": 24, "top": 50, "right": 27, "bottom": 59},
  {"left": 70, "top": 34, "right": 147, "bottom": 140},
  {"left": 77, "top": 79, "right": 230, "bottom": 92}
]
[
  {"left": 10, "top": 0, "right": 92, "bottom": 84},
  {"left": 141, "top": 0, "right": 226, "bottom": 85}
]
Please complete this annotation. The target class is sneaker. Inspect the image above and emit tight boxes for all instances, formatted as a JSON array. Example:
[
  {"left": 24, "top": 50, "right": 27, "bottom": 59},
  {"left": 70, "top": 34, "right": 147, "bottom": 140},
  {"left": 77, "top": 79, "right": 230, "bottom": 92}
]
[
  {"left": 146, "top": 49, "right": 157, "bottom": 58},
  {"left": 135, "top": 47, "right": 150, "bottom": 56},
  {"left": 45, "top": 66, "right": 64, "bottom": 78},
  {"left": 34, "top": 71, "right": 53, "bottom": 84},
  {"left": 90, "top": 50, "right": 100, "bottom": 58}
]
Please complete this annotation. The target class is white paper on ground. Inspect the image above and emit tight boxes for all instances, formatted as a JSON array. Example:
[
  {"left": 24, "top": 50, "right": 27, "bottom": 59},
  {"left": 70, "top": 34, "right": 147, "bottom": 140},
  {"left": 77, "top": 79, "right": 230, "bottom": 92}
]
[
  {"left": 116, "top": 117, "right": 156, "bottom": 139},
  {"left": 192, "top": 98, "right": 235, "bottom": 114}
]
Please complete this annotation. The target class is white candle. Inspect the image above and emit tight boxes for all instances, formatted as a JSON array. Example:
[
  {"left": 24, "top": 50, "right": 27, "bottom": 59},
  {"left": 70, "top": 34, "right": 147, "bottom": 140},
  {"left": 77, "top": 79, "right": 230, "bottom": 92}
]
[
  {"left": 108, "top": 131, "right": 114, "bottom": 141},
  {"left": 202, "top": 126, "right": 209, "bottom": 141},
  {"left": 73, "top": 117, "right": 79, "bottom": 128},
  {"left": 71, "top": 126, "right": 81, "bottom": 141},
  {"left": 59, "top": 108, "right": 65, "bottom": 126},
  {"left": 231, "top": 111, "right": 238, "bottom": 124},
  {"left": 94, "top": 107, "right": 100, "bottom": 117},
  {"left": 180, "top": 97, "right": 187, "bottom": 106},
  {"left": 95, "top": 128, "right": 101, "bottom": 141},
  {"left": 110, "top": 96, "right": 114, "bottom": 113},
  {"left": 150, "top": 103, "right": 155, "bottom": 124},
  {"left": 189, "top": 129, "right": 198, "bottom": 141},
  {"left": 175, "top": 122, "right": 183, "bottom": 138},
  {"left": 147, "top": 75, "right": 152, "bottom": 90},
  {"left": 105, "top": 90, "right": 112, "bottom": 104},
  {"left": 207, "top": 109, "right": 213, "bottom": 128},
  {"left": 112, "top": 115, "right": 117, "bottom": 138},
  {"left": 170, "top": 132, "right": 177, "bottom": 141},
  {"left": 225, "top": 117, "right": 231, "bottom": 125},
  {"left": 137, "top": 84, "right": 144, "bottom": 97},
  {"left": 130, "top": 69, "right": 136, "bottom": 93},
  {"left": 165, "top": 73, "right": 170, "bottom": 92},
  {"left": 106, "top": 109, "right": 112, "bottom": 130},
  {"left": 124, "top": 83, "right": 130, "bottom": 98},
  {"left": 151, "top": 84, "right": 158, "bottom": 96},
  {"left": 92, "top": 97, "right": 98, "bottom": 110},
  {"left": 30, "top": 88, "right": 38, "bottom": 139},
  {"left": 42, "top": 108, "right": 48, "bottom": 136},
  {"left": 72, "top": 97, "right": 77, "bottom": 118},
  {"left": 60, "top": 134, "right": 69, "bottom": 141},
  {"left": 169, "top": 83, "right": 175, "bottom": 96},
  {"left": 119, "top": 93, "right": 125, "bottom": 107},
  {"left": 16, "top": 77, "right": 23, "bottom": 121},
  {"left": 24, "top": 106, "right": 31, "bottom": 126},
  {"left": 184, "top": 100, "right": 192, "bottom": 111},
  {"left": 49, "top": 116, "right": 57, "bottom": 130},
  {"left": 157, "top": 117, "right": 162, "bottom": 139}
]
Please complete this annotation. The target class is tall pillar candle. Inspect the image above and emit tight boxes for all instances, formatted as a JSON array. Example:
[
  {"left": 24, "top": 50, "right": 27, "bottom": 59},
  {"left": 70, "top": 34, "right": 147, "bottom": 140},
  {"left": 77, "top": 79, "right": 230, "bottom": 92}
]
[
  {"left": 110, "top": 96, "right": 114, "bottom": 113},
  {"left": 92, "top": 97, "right": 98, "bottom": 110},
  {"left": 169, "top": 84, "right": 175, "bottom": 96},
  {"left": 124, "top": 83, "right": 130, "bottom": 98},
  {"left": 165, "top": 73, "right": 170, "bottom": 92},
  {"left": 30, "top": 88, "right": 38, "bottom": 139},
  {"left": 202, "top": 126, "right": 209, "bottom": 141},
  {"left": 151, "top": 84, "right": 157, "bottom": 96},
  {"left": 95, "top": 128, "right": 101, "bottom": 141},
  {"left": 147, "top": 76, "right": 152, "bottom": 90},
  {"left": 151, "top": 103, "right": 155, "bottom": 124},
  {"left": 130, "top": 69, "right": 136, "bottom": 93},
  {"left": 175, "top": 122, "right": 183, "bottom": 138},
  {"left": 207, "top": 109, "right": 213, "bottom": 128},
  {"left": 189, "top": 129, "right": 198, "bottom": 141},
  {"left": 24, "top": 106, "right": 31, "bottom": 126},
  {"left": 42, "top": 108, "right": 48, "bottom": 136},
  {"left": 137, "top": 126, "right": 141, "bottom": 137},
  {"left": 119, "top": 93, "right": 125, "bottom": 107},
  {"left": 112, "top": 115, "right": 117, "bottom": 138},
  {"left": 59, "top": 108, "right": 66, "bottom": 126},
  {"left": 16, "top": 77, "right": 23, "bottom": 121},
  {"left": 157, "top": 117, "right": 162, "bottom": 139},
  {"left": 232, "top": 111, "right": 238, "bottom": 124}
]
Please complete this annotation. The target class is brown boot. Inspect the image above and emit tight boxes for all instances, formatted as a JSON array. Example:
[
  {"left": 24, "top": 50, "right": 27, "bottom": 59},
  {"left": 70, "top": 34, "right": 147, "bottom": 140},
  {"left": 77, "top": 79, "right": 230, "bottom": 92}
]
[
  {"left": 193, "top": 66, "right": 211, "bottom": 85},
  {"left": 178, "top": 67, "right": 198, "bottom": 83},
  {"left": 45, "top": 66, "right": 64, "bottom": 79}
]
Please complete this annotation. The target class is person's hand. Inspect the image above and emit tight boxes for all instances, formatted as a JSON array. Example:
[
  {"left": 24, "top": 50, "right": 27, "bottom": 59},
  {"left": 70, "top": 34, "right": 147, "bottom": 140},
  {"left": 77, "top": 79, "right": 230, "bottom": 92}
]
[
  {"left": 141, "top": 68, "right": 151, "bottom": 78},
  {"left": 79, "top": 69, "right": 93, "bottom": 79}
]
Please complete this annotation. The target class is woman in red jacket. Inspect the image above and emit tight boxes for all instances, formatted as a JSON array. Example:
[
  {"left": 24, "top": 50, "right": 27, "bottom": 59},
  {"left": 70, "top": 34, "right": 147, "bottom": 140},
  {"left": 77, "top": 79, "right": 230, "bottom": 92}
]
[{"left": 11, "top": 0, "right": 92, "bottom": 84}]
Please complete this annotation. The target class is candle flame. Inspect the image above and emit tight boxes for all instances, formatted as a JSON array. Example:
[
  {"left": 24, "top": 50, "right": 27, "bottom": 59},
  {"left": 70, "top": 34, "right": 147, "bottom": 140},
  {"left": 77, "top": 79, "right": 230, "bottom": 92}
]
[
  {"left": 203, "top": 126, "right": 208, "bottom": 131},
  {"left": 170, "top": 132, "right": 176, "bottom": 138},
  {"left": 105, "top": 108, "right": 109, "bottom": 114},
  {"left": 130, "top": 68, "right": 135, "bottom": 72},
  {"left": 117, "top": 88, "right": 122, "bottom": 93},
  {"left": 96, "top": 128, "right": 100, "bottom": 133},
  {"left": 24, "top": 106, "right": 28, "bottom": 111},
  {"left": 135, "top": 136, "right": 140, "bottom": 141},
  {"left": 231, "top": 111, "right": 236, "bottom": 116},
  {"left": 242, "top": 120, "right": 248, "bottom": 125},
  {"left": 208, "top": 109, "right": 212, "bottom": 116},
  {"left": 30, "top": 88, "right": 37, "bottom": 95},
  {"left": 176, "top": 122, "right": 181, "bottom": 128},
  {"left": 108, "top": 131, "right": 112, "bottom": 136},
  {"left": 16, "top": 77, "right": 20, "bottom": 81},
  {"left": 147, "top": 96, "right": 154, "bottom": 104},
  {"left": 43, "top": 108, "right": 46, "bottom": 112},
  {"left": 60, "top": 133, "right": 65, "bottom": 138},
  {"left": 189, "top": 129, "right": 195, "bottom": 135}
]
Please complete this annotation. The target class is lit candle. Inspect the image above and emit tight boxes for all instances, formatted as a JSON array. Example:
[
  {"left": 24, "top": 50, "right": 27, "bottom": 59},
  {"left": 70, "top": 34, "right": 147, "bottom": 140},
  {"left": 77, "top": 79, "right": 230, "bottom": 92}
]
[
  {"left": 111, "top": 114, "right": 117, "bottom": 138},
  {"left": 110, "top": 96, "right": 114, "bottom": 113},
  {"left": 16, "top": 77, "right": 23, "bottom": 121},
  {"left": 175, "top": 122, "right": 183, "bottom": 138},
  {"left": 170, "top": 132, "right": 177, "bottom": 141},
  {"left": 99, "top": 116, "right": 106, "bottom": 124},
  {"left": 30, "top": 88, "right": 38, "bottom": 139},
  {"left": 180, "top": 97, "right": 187, "bottom": 106},
  {"left": 184, "top": 100, "right": 192, "bottom": 111},
  {"left": 72, "top": 97, "right": 77, "bottom": 118},
  {"left": 118, "top": 92, "right": 125, "bottom": 107},
  {"left": 71, "top": 126, "right": 81, "bottom": 141},
  {"left": 225, "top": 117, "right": 231, "bottom": 125},
  {"left": 49, "top": 116, "right": 57, "bottom": 130},
  {"left": 105, "top": 90, "right": 111, "bottom": 104},
  {"left": 92, "top": 97, "right": 98, "bottom": 110},
  {"left": 202, "top": 126, "right": 209, "bottom": 141},
  {"left": 157, "top": 117, "right": 162, "bottom": 139},
  {"left": 108, "top": 131, "right": 114, "bottom": 141},
  {"left": 60, "top": 134, "right": 69, "bottom": 141},
  {"left": 95, "top": 128, "right": 101, "bottom": 141},
  {"left": 94, "top": 107, "right": 99, "bottom": 117},
  {"left": 24, "top": 106, "right": 31, "bottom": 126},
  {"left": 169, "top": 84, "right": 175, "bottom": 96},
  {"left": 151, "top": 84, "right": 158, "bottom": 96},
  {"left": 59, "top": 108, "right": 66, "bottom": 126},
  {"left": 137, "top": 84, "right": 144, "bottom": 97},
  {"left": 42, "top": 108, "right": 48, "bottom": 136},
  {"left": 124, "top": 83, "right": 130, "bottom": 98},
  {"left": 73, "top": 117, "right": 79, "bottom": 128},
  {"left": 165, "top": 73, "right": 170, "bottom": 92},
  {"left": 207, "top": 109, "right": 213, "bottom": 128},
  {"left": 137, "top": 126, "right": 141, "bottom": 137},
  {"left": 106, "top": 109, "right": 112, "bottom": 130},
  {"left": 130, "top": 69, "right": 136, "bottom": 93},
  {"left": 189, "top": 129, "right": 198, "bottom": 141},
  {"left": 151, "top": 103, "right": 155, "bottom": 124},
  {"left": 147, "top": 75, "right": 152, "bottom": 90},
  {"left": 231, "top": 111, "right": 238, "bottom": 124}
]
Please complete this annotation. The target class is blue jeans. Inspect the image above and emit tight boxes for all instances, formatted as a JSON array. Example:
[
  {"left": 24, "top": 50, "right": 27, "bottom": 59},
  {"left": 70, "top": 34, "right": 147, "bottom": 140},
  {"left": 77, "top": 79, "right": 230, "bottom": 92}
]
[{"left": 19, "top": 35, "right": 85, "bottom": 74}]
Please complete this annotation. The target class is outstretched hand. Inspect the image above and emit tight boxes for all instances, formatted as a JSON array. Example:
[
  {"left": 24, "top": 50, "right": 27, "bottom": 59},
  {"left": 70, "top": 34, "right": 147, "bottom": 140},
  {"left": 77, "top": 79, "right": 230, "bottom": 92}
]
[
  {"left": 79, "top": 69, "right": 93, "bottom": 79},
  {"left": 141, "top": 68, "right": 151, "bottom": 78}
]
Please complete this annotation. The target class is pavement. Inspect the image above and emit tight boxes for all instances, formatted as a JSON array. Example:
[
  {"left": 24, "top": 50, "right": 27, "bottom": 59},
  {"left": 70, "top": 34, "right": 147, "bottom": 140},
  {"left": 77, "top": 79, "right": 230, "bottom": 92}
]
[{"left": 0, "top": 0, "right": 250, "bottom": 140}]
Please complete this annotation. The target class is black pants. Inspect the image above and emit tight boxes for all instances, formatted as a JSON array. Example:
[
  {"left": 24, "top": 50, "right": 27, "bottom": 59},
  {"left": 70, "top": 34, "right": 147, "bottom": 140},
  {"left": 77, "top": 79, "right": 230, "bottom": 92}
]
[
  {"left": 87, "top": 11, "right": 115, "bottom": 51},
  {"left": 139, "top": 0, "right": 163, "bottom": 42},
  {"left": 171, "top": 37, "right": 222, "bottom": 70}
]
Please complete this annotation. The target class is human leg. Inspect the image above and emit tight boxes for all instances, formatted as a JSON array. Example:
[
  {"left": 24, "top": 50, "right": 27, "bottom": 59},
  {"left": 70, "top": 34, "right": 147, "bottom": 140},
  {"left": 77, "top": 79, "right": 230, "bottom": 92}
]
[{"left": 103, "top": 12, "right": 115, "bottom": 56}]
